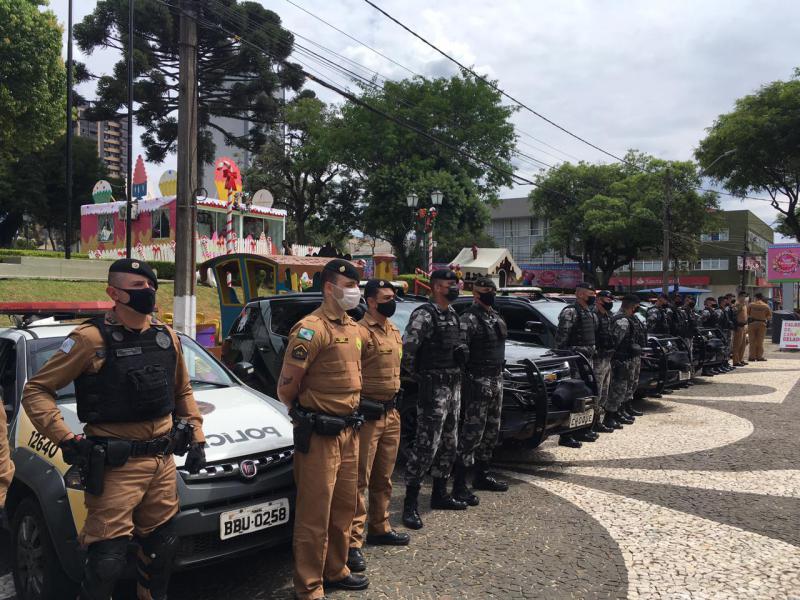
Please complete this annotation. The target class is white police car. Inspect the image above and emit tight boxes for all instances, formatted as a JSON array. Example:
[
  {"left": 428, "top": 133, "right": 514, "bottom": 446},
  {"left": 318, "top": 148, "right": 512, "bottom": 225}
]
[{"left": 0, "top": 303, "right": 294, "bottom": 600}]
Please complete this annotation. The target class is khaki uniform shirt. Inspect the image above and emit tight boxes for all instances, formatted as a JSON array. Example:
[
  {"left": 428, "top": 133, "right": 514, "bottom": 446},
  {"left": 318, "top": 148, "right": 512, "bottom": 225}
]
[
  {"left": 22, "top": 311, "right": 205, "bottom": 445},
  {"left": 359, "top": 314, "right": 402, "bottom": 402},
  {"left": 283, "top": 304, "right": 362, "bottom": 416},
  {"left": 735, "top": 303, "right": 749, "bottom": 325},
  {"left": 748, "top": 300, "right": 772, "bottom": 322},
  {"left": 0, "top": 406, "right": 13, "bottom": 506}
]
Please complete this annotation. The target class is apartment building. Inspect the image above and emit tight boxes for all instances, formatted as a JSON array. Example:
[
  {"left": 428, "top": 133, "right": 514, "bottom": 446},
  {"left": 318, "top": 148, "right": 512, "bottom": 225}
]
[{"left": 74, "top": 105, "right": 129, "bottom": 181}]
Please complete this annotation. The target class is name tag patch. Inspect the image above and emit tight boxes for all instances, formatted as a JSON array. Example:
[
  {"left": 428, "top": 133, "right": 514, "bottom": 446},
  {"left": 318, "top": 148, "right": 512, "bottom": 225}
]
[
  {"left": 379, "top": 348, "right": 393, "bottom": 354},
  {"left": 335, "top": 337, "right": 349, "bottom": 344},
  {"left": 297, "top": 328, "right": 315, "bottom": 341},
  {"left": 116, "top": 347, "right": 143, "bottom": 357}
]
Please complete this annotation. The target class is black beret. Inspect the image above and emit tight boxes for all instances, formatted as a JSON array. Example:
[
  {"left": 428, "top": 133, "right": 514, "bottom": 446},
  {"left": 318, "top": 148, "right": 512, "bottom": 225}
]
[
  {"left": 323, "top": 258, "right": 360, "bottom": 281},
  {"left": 575, "top": 282, "right": 594, "bottom": 291},
  {"left": 108, "top": 258, "right": 158, "bottom": 289},
  {"left": 430, "top": 269, "right": 457, "bottom": 282},
  {"left": 597, "top": 290, "right": 614, "bottom": 299},
  {"left": 364, "top": 278, "right": 395, "bottom": 298},
  {"left": 474, "top": 276, "right": 496, "bottom": 290}
]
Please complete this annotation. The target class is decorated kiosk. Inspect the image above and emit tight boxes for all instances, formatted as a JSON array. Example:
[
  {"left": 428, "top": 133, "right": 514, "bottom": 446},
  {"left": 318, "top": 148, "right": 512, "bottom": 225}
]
[{"left": 449, "top": 247, "right": 521, "bottom": 288}]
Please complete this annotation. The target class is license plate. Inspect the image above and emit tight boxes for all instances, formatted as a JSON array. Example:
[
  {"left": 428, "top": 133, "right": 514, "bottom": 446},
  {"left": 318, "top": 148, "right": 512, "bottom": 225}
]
[
  {"left": 679, "top": 370, "right": 690, "bottom": 381},
  {"left": 568, "top": 408, "right": 594, "bottom": 429},
  {"left": 219, "top": 498, "right": 290, "bottom": 540}
]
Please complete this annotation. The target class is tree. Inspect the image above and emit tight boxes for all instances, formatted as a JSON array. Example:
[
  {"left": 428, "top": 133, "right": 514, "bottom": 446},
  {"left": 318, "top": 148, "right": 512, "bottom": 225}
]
[
  {"left": 433, "top": 230, "right": 496, "bottom": 264},
  {"left": 246, "top": 94, "right": 358, "bottom": 246},
  {"left": 696, "top": 69, "right": 800, "bottom": 240},
  {"left": 75, "top": 0, "right": 304, "bottom": 171},
  {"left": 3, "top": 136, "right": 110, "bottom": 249},
  {"left": 530, "top": 152, "right": 718, "bottom": 287},
  {"left": 337, "top": 73, "right": 517, "bottom": 272}
]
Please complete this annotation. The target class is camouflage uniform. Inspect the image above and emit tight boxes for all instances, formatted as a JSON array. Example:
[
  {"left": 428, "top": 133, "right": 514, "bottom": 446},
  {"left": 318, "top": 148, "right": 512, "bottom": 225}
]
[
  {"left": 402, "top": 303, "right": 462, "bottom": 486},
  {"left": 628, "top": 315, "right": 648, "bottom": 401},
  {"left": 646, "top": 305, "right": 670, "bottom": 334},
  {"left": 555, "top": 305, "right": 596, "bottom": 358},
  {"left": 591, "top": 306, "right": 614, "bottom": 411},
  {"left": 458, "top": 307, "right": 506, "bottom": 467},
  {"left": 609, "top": 313, "right": 636, "bottom": 411}
]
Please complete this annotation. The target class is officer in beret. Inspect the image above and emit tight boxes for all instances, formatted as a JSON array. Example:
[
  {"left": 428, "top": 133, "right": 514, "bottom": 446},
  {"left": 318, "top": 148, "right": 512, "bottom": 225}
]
[
  {"left": 22, "top": 258, "right": 207, "bottom": 600},
  {"left": 554, "top": 282, "right": 598, "bottom": 448},
  {"left": 347, "top": 279, "right": 410, "bottom": 575},
  {"left": 401, "top": 269, "right": 469, "bottom": 530},
  {"left": 277, "top": 258, "right": 368, "bottom": 599},
  {"left": 452, "top": 276, "right": 508, "bottom": 507}
]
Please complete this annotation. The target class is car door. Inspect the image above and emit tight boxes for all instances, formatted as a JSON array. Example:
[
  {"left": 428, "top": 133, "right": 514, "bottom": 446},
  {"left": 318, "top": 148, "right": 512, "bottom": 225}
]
[
  {"left": 0, "top": 336, "right": 21, "bottom": 425},
  {"left": 496, "top": 300, "right": 551, "bottom": 346}
]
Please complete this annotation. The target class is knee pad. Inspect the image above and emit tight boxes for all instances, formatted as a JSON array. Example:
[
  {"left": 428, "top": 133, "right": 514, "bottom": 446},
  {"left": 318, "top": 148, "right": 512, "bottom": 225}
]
[
  {"left": 139, "top": 519, "right": 179, "bottom": 573},
  {"left": 81, "top": 537, "right": 128, "bottom": 600}
]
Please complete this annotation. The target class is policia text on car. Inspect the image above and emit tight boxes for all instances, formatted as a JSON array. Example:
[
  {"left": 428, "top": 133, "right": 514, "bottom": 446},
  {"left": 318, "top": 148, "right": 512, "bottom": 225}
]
[{"left": 20, "top": 259, "right": 207, "bottom": 600}]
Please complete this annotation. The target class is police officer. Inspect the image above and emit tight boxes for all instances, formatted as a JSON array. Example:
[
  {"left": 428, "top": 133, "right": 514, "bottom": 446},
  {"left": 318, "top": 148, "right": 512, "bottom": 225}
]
[
  {"left": 0, "top": 405, "right": 12, "bottom": 513},
  {"left": 347, "top": 280, "right": 409, "bottom": 576},
  {"left": 716, "top": 296, "right": 735, "bottom": 372},
  {"left": 646, "top": 294, "right": 671, "bottom": 334},
  {"left": 452, "top": 277, "right": 509, "bottom": 508},
  {"left": 590, "top": 290, "right": 616, "bottom": 435},
  {"left": 623, "top": 305, "right": 648, "bottom": 416},
  {"left": 605, "top": 295, "right": 642, "bottom": 429},
  {"left": 677, "top": 296, "right": 697, "bottom": 383},
  {"left": 700, "top": 297, "right": 722, "bottom": 376},
  {"left": 670, "top": 293, "right": 684, "bottom": 337},
  {"left": 21, "top": 259, "right": 207, "bottom": 600},
  {"left": 748, "top": 292, "right": 772, "bottom": 362},
  {"left": 401, "top": 269, "right": 468, "bottom": 530},
  {"left": 277, "top": 258, "right": 367, "bottom": 599},
  {"left": 555, "top": 282, "right": 598, "bottom": 448},
  {"left": 732, "top": 291, "right": 749, "bottom": 366}
]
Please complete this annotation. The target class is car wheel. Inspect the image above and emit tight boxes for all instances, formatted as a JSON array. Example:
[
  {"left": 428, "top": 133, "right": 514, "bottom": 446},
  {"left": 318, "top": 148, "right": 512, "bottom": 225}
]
[
  {"left": 397, "top": 397, "right": 418, "bottom": 466},
  {"left": 11, "top": 497, "right": 78, "bottom": 600}
]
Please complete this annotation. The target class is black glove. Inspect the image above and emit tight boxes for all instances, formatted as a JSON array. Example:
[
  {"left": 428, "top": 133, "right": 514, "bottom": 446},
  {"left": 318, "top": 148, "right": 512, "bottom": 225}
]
[
  {"left": 59, "top": 435, "right": 94, "bottom": 466},
  {"left": 184, "top": 442, "right": 207, "bottom": 475},
  {"left": 454, "top": 344, "right": 470, "bottom": 368}
]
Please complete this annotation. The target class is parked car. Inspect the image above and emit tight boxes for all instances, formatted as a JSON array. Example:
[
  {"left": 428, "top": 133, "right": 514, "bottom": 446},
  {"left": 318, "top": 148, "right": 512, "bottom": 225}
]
[
  {"left": 223, "top": 293, "right": 598, "bottom": 452},
  {"left": 0, "top": 305, "right": 295, "bottom": 600}
]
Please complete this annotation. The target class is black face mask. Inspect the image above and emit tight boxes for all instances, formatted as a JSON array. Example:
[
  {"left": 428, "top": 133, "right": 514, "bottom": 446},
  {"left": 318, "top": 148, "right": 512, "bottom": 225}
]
[
  {"left": 601, "top": 300, "right": 614, "bottom": 311},
  {"left": 445, "top": 285, "right": 460, "bottom": 301},
  {"left": 118, "top": 287, "right": 157, "bottom": 315},
  {"left": 478, "top": 291, "right": 496, "bottom": 307},
  {"left": 585, "top": 296, "right": 596, "bottom": 306},
  {"left": 376, "top": 298, "right": 396, "bottom": 318}
]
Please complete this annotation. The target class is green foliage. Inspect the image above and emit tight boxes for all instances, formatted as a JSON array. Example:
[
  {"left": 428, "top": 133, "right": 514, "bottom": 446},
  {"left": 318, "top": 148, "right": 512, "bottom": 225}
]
[
  {"left": 149, "top": 261, "right": 175, "bottom": 280},
  {"left": 75, "top": 0, "right": 304, "bottom": 166},
  {"left": 0, "top": 249, "right": 88, "bottom": 259},
  {"left": 530, "top": 151, "right": 718, "bottom": 287},
  {"left": 338, "top": 73, "right": 516, "bottom": 273},
  {"left": 696, "top": 69, "right": 800, "bottom": 241},
  {"left": 0, "top": 0, "right": 65, "bottom": 162}
]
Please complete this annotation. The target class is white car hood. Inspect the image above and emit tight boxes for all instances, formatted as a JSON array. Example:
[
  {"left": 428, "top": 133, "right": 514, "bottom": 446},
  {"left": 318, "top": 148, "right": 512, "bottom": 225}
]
[{"left": 60, "top": 385, "right": 293, "bottom": 466}]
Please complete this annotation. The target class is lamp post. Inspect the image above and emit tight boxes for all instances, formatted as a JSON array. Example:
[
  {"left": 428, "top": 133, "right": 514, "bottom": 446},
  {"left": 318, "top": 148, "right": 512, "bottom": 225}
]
[{"left": 407, "top": 190, "right": 443, "bottom": 273}]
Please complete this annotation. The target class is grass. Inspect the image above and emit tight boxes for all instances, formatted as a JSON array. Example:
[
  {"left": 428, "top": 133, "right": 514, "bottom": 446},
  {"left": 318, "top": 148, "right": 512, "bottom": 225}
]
[{"left": 0, "top": 280, "right": 222, "bottom": 327}]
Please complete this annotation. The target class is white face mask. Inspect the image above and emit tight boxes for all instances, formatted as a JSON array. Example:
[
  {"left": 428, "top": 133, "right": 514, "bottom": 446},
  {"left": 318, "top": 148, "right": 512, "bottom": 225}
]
[{"left": 333, "top": 284, "right": 362, "bottom": 310}]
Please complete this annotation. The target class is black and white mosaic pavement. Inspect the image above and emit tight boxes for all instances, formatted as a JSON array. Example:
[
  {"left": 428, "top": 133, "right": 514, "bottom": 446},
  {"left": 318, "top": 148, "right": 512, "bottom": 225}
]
[{"left": 1, "top": 344, "right": 798, "bottom": 599}]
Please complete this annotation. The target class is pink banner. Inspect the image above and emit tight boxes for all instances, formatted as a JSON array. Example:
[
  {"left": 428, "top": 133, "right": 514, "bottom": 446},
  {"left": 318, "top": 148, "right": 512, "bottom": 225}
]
[{"left": 768, "top": 244, "right": 800, "bottom": 283}]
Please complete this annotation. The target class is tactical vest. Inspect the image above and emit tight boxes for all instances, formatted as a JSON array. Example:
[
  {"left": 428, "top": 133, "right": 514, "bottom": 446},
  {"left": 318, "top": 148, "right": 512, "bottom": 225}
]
[
  {"left": 465, "top": 304, "right": 507, "bottom": 371},
  {"left": 565, "top": 304, "right": 596, "bottom": 348},
  {"left": 612, "top": 314, "right": 638, "bottom": 360},
  {"left": 74, "top": 318, "right": 177, "bottom": 424},
  {"left": 593, "top": 309, "right": 614, "bottom": 352},
  {"left": 633, "top": 316, "right": 649, "bottom": 346},
  {"left": 714, "top": 307, "right": 728, "bottom": 329},
  {"left": 723, "top": 306, "right": 736, "bottom": 330},
  {"left": 648, "top": 306, "right": 669, "bottom": 334},
  {"left": 702, "top": 308, "right": 719, "bottom": 327},
  {"left": 360, "top": 320, "right": 402, "bottom": 401},
  {"left": 416, "top": 303, "right": 461, "bottom": 371}
]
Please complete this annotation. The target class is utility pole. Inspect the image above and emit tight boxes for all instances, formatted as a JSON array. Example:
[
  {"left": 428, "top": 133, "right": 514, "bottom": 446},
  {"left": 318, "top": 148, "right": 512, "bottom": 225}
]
[
  {"left": 65, "top": 0, "right": 73, "bottom": 259},
  {"left": 174, "top": 0, "right": 198, "bottom": 336},
  {"left": 661, "top": 166, "right": 672, "bottom": 295},
  {"left": 740, "top": 238, "right": 750, "bottom": 292},
  {"left": 125, "top": 0, "right": 134, "bottom": 258}
]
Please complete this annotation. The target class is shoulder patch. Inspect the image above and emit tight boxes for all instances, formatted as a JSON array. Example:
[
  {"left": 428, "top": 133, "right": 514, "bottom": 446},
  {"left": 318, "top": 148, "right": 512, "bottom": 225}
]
[
  {"left": 59, "top": 337, "right": 76, "bottom": 355},
  {"left": 291, "top": 344, "right": 309, "bottom": 360},
  {"left": 297, "top": 327, "right": 315, "bottom": 341},
  {"left": 356, "top": 337, "right": 362, "bottom": 350}
]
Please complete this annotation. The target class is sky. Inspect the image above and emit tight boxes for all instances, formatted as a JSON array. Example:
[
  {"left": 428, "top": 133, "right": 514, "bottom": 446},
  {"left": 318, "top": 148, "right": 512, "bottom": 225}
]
[{"left": 50, "top": 0, "right": 800, "bottom": 239}]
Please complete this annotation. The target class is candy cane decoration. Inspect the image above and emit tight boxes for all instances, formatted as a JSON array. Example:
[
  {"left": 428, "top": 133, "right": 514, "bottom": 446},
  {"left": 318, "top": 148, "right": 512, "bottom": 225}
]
[
  {"left": 428, "top": 228, "right": 433, "bottom": 273},
  {"left": 225, "top": 199, "right": 234, "bottom": 254},
  {"left": 136, "top": 242, "right": 145, "bottom": 259}
]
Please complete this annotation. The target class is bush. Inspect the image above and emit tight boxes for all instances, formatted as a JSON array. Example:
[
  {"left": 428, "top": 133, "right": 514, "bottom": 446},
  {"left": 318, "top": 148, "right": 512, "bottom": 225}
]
[
  {"left": 0, "top": 248, "right": 89, "bottom": 259},
  {"left": 397, "top": 273, "right": 429, "bottom": 285},
  {"left": 149, "top": 261, "right": 176, "bottom": 280}
]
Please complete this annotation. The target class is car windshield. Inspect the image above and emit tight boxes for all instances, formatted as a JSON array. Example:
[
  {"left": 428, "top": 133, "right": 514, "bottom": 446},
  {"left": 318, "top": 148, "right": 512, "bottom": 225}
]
[
  {"left": 389, "top": 301, "right": 423, "bottom": 333},
  {"left": 531, "top": 302, "right": 567, "bottom": 326},
  {"left": 27, "top": 332, "right": 235, "bottom": 402}
]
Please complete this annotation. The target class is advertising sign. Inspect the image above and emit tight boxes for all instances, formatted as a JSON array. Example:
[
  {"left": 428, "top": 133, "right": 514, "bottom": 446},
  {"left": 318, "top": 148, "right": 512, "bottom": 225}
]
[
  {"left": 779, "top": 319, "right": 800, "bottom": 349},
  {"left": 768, "top": 244, "right": 800, "bottom": 283},
  {"left": 607, "top": 275, "right": 710, "bottom": 287}
]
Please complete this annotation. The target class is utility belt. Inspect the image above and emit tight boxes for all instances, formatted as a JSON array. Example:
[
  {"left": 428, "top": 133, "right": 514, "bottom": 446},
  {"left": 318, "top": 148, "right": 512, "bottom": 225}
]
[
  {"left": 749, "top": 318, "right": 766, "bottom": 323},
  {"left": 79, "top": 419, "right": 195, "bottom": 496},
  {"left": 466, "top": 364, "right": 503, "bottom": 377},
  {"left": 359, "top": 392, "right": 400, "bottom": 421},
  {"left": 290, "top": 405, "right": 364, "bottom": 453}
]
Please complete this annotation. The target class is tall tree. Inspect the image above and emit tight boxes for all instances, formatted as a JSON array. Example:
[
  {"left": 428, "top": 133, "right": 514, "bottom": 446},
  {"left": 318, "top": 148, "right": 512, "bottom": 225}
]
[
  {"left": 0, "top": 0, "right": 66, "bottom": 245},
  {"left": 75, "top": 0, "right": 304, "bottom": 169},
  {"left": 246, "top": 94, "right": 358, "bottom": 246},
  {"left": 337, "top": 73, "right": 517, "bottom": 272},
  {"left": 696, "top": 68, "right": 800, "bottom": 240}
]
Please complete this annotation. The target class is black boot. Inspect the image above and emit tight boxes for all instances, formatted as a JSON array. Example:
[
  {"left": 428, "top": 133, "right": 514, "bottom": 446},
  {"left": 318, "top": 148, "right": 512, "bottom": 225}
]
[
  {"left": 402, "top": 485, "right": 423, "bottom": 530},
  {"left": 618, "top": 405, "right": 635, "bottom": 421},
  {"left": 430, "top": 478, "right": 467, "bottom": 510},
  {"left": 616, "top": 411, "right": 634, "bottom": 425},
  {"left": 473, "top": 461, "right": 508, "bottom": 492},
  {"left": 452, "top": 463, "right": 479, "bottom": 506},
  {"left": 558, "top": 433, "right": 582, "bottom": 448},
  {"left": 575, "top": 427, "right": 599, "bottom": 442},
  {"left": 603, "top": 412, "right": 623, "bottom": 429},
  {"left": 626, "top": 402, "right": 644, "bottom": 417},
  {"left": 595, "top": 419, "right": 614, "bottom": 433}
]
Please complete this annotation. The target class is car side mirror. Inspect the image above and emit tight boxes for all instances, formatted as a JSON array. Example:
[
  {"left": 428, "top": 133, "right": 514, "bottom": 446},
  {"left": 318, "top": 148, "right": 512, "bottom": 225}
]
[
  {"left": 525, "top": 320, "right": 544, "bottom": 333},
  {"left": 232, "top": 361, "right": 255, "bottom": 380}
]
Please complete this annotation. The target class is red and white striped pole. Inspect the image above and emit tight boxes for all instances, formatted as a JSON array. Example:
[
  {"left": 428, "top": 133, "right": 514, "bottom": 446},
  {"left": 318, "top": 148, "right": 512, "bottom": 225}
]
[
  {"left": 428, "top": 227, "right": 433, "bottom": 274},
  {"left": 225, "top": 199, "right": 234, "bottom": 254}
]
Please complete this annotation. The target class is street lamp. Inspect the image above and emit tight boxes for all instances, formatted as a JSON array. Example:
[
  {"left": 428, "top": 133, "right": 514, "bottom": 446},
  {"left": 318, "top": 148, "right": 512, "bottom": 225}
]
[
  {"left": 408, "top": 191, "right": 443, "bottom": 273},
  {"left": 406, "top": 193, "right": 419, "bottom": 208}
]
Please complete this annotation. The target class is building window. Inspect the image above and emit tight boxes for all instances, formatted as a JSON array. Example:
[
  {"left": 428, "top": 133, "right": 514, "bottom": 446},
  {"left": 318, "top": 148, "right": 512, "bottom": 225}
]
[
  {"left": 244, "top": 216, "right": 265, "bottom": 239},
  {"left": 749, "top": 233, "right": 770, "bottom": 251},
  {"left": 152, "top": 208, "right": 171, "bottom": 239},
  {"left": 697, "top": 258, "right": 729, "bottom": 271},
  {"left": 633, "top": 260, "right": 663, "bottom": 272},
  {"left": 700, "top": 229, "right": 729, "bottom": 242},
  {"left": 197, "top": 210, "right": 214, "bottom": 238},
  {"left": 98, "top": 214, "right": 114, "bottom": 243}
]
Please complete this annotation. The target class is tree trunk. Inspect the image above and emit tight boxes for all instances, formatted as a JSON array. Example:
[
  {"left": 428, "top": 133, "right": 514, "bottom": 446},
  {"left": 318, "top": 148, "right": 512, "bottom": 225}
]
[{"left": 0, "top": 213, "right": 22, "bottom": 247}]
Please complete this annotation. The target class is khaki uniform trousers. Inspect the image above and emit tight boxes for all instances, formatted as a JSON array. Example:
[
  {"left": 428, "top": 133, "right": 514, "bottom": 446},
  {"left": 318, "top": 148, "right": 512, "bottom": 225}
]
[
  {"left": 749, "top": 322, "right": 767, "bottom": 360},
  {"left": 350, "top": 408, "right": 401, "bottom": 548},
  {"left": 80, "top": 455, "right": 178, "bottom": 546},
  {"left": 293, "top": 427, "right": 358, "bottom": 600},
  {"left": 732, "top": 326, "right": 748, "bottom": 364}
]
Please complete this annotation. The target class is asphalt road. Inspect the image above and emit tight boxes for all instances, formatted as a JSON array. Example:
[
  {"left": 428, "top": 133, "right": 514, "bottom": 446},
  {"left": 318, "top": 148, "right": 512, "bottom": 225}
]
[{"left": 2, "top": 342, "right": 800, "bottom": 599}]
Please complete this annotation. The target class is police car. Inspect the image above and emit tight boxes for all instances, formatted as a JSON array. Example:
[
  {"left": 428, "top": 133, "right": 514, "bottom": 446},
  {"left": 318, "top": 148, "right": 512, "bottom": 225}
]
[{"left": 0, "top": 303, "right": 295, "bottom": 600}]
